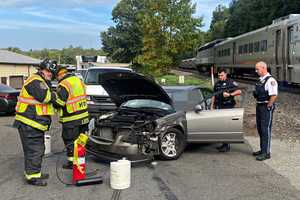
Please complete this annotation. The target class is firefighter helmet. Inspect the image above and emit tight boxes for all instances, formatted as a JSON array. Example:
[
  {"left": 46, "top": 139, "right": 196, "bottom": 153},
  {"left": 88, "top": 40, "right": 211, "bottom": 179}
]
[{"left": 38, "top": 59, "right": 57, "bottom": 74}]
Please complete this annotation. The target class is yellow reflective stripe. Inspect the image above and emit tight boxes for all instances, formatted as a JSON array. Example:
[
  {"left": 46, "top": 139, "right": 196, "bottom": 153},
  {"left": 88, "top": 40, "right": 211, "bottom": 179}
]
[
  {"left": 24, "top": 172, "right": 41, "bottom": 180},
  {"left": 18, "top": 97, "right": 40, "bottom": 105},
  {"left": 66, "top": 95, "right": 86, "bottom": 104},
  {"left": 56, "top": 97, "right": 65, "bottom": 106},
  {"left": 68, "top": 157, "right": 74, "bottom": 162},
  {"left": 60, "top": 111, "right": 89, "bottom": 123},
  {"left": 15, "top": 114, "right": 48, "bottom": 131},
  {"left": 43, "top": 89, "right": 51, "bottom": 103}
]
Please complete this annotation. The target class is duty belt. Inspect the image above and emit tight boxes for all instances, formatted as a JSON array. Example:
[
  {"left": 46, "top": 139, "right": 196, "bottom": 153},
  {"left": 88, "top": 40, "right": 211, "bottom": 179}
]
[{"left": 256, "top": 101, "right": 268, "bottom": 104}]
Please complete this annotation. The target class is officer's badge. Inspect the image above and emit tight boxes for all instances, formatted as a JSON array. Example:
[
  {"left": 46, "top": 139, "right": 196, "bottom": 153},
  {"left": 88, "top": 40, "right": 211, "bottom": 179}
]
[
  {"left": 233, "top": 81, "right": 238, "bottom": 86},
  {"left": 223, "top": 83, "right": 227, "bottom": 86},
  {"left": 39, "top": 82, "right": 47, "bottom": 89},
  {"left": 271, "top": 81, "right": 276, "bottom": 86}
]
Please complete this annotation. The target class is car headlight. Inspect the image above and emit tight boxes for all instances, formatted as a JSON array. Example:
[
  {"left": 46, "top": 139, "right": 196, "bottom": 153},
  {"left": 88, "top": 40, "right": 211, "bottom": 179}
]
[
  {"left": 99, "top": 112, "right": 114, "bottom": 120},
  {"left": 86, "top": 95, "right": 91, "bottom": 101}
]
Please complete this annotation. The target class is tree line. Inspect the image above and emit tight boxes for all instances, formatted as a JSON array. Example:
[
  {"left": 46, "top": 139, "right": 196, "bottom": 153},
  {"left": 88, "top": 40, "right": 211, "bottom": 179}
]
[{"left": 207, "top": 0, "right": 300, "bottom": 41}]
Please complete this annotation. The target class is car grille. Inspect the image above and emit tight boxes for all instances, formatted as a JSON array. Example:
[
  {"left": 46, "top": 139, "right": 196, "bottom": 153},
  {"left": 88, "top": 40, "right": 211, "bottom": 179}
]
[{"left": 92, "top": 96, "right": 113, "bottom": 103}]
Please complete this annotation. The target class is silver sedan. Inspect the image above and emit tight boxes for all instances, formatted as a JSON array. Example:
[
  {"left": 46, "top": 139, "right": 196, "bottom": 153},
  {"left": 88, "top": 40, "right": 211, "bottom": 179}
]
[{"left": 163, "top": 86, "right": 244, "bottom": 144}]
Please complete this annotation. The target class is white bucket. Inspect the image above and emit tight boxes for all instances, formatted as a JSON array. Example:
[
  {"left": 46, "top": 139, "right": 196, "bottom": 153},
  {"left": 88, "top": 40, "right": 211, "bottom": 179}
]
[
  {"left": 44, "top": 134, "right": 51, "bottom": 155},
  {"left": 110, "top": 158, "right": 131, "bottom": 190}
]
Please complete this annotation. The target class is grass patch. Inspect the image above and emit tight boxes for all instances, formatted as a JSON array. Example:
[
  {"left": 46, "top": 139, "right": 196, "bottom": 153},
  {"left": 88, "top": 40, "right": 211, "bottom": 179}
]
[{"left": 156, "top": 74, "right": 212, "bottom": 88}]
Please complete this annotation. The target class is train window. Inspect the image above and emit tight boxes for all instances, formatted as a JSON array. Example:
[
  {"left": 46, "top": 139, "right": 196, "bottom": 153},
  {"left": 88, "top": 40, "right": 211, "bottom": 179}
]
[
  {"left": 239, "top": 46, "right": 243, "bottom": 54},
  {"left": 254, "top": 42, "right": 260, "bottom": 52},
  {"left": 243, "top": 44, "right": 248, "bottom": 54},
  {"left": 261, "top": 40, "right": 267, "bottom": 51},
  {"left": 249, "top": 43, "right": 253, "bottom": 53}
]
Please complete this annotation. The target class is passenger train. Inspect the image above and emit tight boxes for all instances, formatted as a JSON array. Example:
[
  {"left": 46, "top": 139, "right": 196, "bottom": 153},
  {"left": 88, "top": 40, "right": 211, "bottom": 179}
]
[{"left": 193, "top": 14, "right": 300, "bottom": 85}]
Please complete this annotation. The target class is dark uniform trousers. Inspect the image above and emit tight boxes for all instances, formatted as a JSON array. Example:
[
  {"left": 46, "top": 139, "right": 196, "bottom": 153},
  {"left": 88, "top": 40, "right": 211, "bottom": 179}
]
[
  {"left": 18, "top": 125, "right": 45, "bottom": 174},
  {"left": 256, "top": 103, "right": 275, "bottom": 154},
  {"left": 62, "top": 123, "right": 88, "bottom": 158}
]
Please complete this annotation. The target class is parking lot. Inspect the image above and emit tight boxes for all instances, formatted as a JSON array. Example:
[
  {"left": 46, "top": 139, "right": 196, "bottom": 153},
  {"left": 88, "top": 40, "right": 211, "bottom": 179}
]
[{"left": 1, "top": 114, "right": 300, "bottom": 200}]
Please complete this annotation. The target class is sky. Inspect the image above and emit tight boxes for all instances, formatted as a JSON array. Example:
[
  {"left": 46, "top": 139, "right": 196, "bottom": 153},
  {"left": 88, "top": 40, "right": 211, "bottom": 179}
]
[{"left": 0, "top": 0, "right": 231, "bottom": 50}]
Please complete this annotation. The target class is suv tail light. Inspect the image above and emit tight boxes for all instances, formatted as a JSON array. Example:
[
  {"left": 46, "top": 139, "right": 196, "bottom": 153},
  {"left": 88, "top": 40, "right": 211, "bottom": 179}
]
[{"left": 0, "top": 93, "right": 15, "bottom": 100}]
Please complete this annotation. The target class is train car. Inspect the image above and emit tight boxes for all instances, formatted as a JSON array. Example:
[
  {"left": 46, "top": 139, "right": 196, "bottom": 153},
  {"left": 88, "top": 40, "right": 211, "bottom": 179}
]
[
  {"left": 180, "top": 58, "right": 197, "bottom": 69},
  {"left": 195, "top": 39, "right": 224, "bottom": 72},
  {"left": 197, "top": 14, "right": 300, "bottom": 85}
]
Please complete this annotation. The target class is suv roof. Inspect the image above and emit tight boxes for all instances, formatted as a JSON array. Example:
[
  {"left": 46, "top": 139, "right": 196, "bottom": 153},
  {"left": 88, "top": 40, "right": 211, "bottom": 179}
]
[{"left": 87, "top": 66, "right": 132, "bottom": 70}]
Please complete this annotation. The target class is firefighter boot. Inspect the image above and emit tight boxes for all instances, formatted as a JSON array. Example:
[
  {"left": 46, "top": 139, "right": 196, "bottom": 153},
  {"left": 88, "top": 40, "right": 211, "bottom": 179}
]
[{"left": 26, "top": 178, "right": 47, "bottom": 186}]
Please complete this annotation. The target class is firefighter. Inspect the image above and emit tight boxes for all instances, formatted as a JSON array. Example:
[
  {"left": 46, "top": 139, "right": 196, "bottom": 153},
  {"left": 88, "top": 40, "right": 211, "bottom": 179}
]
[
  {"left": 14, "top": 59, "right": 57, "bottom": 186},
  {"left": 211, "top": 68, "right": 241, "bottom": 152},
  {"left": 53, "top": 65, "right": 89, "bottom": 169}
]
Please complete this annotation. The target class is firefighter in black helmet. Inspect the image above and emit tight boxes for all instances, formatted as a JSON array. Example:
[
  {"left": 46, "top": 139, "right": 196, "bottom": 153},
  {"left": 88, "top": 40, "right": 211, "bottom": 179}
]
[
  {"left": 14, "top": 59, "right": 57, "bottom": 186},
  {"left": 52, "top": 65, "right": 89, "bottom": 169}
]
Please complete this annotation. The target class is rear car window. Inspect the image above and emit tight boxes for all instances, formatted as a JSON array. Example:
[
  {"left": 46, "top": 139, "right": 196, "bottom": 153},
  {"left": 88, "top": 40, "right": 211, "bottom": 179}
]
[{"left": 85, "top": 68, "right": 131, "bottom": 85}]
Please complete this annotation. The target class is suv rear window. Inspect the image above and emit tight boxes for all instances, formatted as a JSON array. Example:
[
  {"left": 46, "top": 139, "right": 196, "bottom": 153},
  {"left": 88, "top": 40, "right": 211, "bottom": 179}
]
[{"left": 85, "top": 68, "right": 131, "bottom": 85}]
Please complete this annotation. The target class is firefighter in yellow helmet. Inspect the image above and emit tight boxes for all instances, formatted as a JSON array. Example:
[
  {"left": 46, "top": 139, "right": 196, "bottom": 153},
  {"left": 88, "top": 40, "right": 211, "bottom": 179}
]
[
  {"left": 14, "top": 59, "right": 57, "bottom": 186},
  {"left": 53, "top": 65, "right": 89, "bottom": 169}
]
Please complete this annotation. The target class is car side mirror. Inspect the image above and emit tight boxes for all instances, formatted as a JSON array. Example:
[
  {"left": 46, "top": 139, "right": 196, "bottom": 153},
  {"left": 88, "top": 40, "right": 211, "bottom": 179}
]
[{"left": 194, "top": 104, "right": 203, "bottom": 113}]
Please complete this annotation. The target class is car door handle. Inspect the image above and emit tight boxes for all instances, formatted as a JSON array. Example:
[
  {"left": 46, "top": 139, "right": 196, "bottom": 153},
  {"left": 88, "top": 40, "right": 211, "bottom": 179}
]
[{"left": 232, "top": 117, "right": 240, "bottom": 120}]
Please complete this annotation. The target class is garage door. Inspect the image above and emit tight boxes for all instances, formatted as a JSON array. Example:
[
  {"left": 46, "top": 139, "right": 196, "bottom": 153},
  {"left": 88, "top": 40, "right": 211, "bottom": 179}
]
[{"left": 9, "top": 76, "right": 24, "bottom": 89}]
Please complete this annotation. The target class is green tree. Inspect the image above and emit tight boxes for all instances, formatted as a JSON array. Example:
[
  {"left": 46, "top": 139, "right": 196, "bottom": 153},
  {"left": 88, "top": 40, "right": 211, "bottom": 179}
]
[
  {"left": 209, "top": 5, "right": 229, "bottom": 40},
  {"left": 224, "top": 0, "right": 300, "bottom": 37},
  {"left": 101, "top": 0, "right": 144, "bottom": 63},
  {"left": 137, "top": 0, "right": 203, "bottom": 76}
]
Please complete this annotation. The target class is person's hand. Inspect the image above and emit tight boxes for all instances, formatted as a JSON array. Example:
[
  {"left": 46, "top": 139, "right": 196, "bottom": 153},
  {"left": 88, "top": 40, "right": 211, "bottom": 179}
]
[{"left": 223, "top": 92, "right": 230, "bottom": 98}]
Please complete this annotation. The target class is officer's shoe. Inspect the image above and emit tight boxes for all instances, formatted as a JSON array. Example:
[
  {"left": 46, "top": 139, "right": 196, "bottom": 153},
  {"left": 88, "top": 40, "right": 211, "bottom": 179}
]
[
  {"left": 26, "top": 178, "right": 47, "bottom": 186},
  {"left": 218, "top": 144, "right": 230, "bottom": 152},
  {"left": 41, "top": 173, "right": 49, "bottom": 179},
  {"left": 256, "top": 153, "right": 271, "bottom": 161},
  {"left": 62, "top": 161, "right": 73, "bottom": 170},
  {"left": 252, "top": 150, "right": 262, "bottom": 156}
]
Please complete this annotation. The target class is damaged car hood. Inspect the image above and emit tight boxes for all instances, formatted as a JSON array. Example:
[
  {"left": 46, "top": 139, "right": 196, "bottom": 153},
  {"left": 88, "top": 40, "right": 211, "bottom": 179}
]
[{"left": 99, "top": 71, "right": 172, "bottom": 107}]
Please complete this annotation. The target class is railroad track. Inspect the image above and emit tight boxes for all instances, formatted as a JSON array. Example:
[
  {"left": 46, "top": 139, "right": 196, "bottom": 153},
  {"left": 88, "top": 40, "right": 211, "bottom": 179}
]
[{"left": 176, "top": 68, "right": 300, "bottom": 94}]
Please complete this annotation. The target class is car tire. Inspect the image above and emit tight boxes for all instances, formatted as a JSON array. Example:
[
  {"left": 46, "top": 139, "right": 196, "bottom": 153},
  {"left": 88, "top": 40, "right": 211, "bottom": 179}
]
[{"left": 158, "top": 128, "right": 186, "bottom": 160}]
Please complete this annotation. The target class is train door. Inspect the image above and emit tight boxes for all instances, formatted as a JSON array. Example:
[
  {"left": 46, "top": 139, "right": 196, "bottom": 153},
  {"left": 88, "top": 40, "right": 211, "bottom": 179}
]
[
  {"left": 287, "top": 25, "right": 295, "bottom": 82},
  {"left": 232, "top": 42, "right": 236, "bottom": 65},
  {"left": 275, "top": 29, "right": 283, "bottom": 81}
]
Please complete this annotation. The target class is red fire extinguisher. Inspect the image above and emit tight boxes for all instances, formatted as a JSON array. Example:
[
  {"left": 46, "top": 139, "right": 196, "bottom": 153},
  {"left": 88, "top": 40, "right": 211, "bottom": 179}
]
[{"left": 72, "top": 134, "right": 88, "bottom": 184}]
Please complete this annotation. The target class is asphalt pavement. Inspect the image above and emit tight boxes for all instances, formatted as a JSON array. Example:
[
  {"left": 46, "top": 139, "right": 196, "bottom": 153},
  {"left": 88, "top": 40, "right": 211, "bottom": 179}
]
[{"left": 1, "top": 114, "right": 300, "bottom": 200}]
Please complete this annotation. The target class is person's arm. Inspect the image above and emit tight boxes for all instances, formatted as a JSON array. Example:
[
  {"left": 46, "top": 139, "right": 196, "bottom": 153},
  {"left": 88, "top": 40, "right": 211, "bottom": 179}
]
[
  {"left": 210, "top": 95, "right": 215, "bottom": 109},
  {"left": 267, "top": 95, "right": 277, "bottom": 108},
  {"left": 25, "top": 80, "right": 54, "bottom": 103},
  {"left": 53, "top": 85, "right": 69, "bottom": 108},
  {"left": 224, "top": 89, "right": 241, "bottom": 97}
]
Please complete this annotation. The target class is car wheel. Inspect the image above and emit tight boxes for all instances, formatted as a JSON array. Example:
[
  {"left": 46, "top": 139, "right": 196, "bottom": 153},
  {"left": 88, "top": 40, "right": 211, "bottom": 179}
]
[{"left": 158, "top": 128, "right": 186, "bottom": 160}]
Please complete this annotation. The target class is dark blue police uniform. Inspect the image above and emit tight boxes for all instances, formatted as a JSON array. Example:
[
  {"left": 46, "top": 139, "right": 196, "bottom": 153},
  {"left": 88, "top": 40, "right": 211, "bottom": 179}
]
[
  {"left": 214, "top": 79, "right": 238, "bottom": 109},
  {"left": 253, "top": 75, "right": 277, "bottom": 158},
  {"left": 214, "top": 79, "right": 238, "bottom": 152}
]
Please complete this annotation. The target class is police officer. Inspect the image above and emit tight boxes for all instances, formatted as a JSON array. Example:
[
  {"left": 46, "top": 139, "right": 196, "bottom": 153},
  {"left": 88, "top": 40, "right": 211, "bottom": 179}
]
[
  {"left": 53, "top": 65, "right": 89, "bottom": 169},
  {"left": 14, "top": 59, "right": 57, "bottom": 186},
  {"left": 211, "top": 68, "right": 241, "bottom": 152},
  {"left": 252, "top": 61, "right": 277, "bottom": 161}
]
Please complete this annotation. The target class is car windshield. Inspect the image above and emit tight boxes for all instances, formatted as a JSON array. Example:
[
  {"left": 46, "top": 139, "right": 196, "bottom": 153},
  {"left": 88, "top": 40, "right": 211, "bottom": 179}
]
[
  {"left": 121, "top": 99, "right": 174, "bottom": 112},
  {"left": 85, "top": 68, "right": 131, "bottom": 85},
  {"left": 77, "top": 69, "right": 87, "bottom": 78},
  {"left": 0, "top": 84, "right": 16, "bottom": 92},
  {"left": 166, "top": 90, "right": 189, "bottom": 102}
]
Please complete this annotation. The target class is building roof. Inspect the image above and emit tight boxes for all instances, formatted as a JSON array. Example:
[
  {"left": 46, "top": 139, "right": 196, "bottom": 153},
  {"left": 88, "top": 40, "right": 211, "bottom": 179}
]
[{"left": 0, "top": 49, "right": 41, "bottom": 65}]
